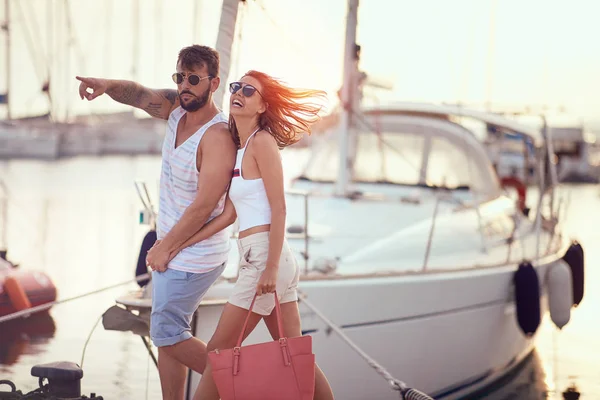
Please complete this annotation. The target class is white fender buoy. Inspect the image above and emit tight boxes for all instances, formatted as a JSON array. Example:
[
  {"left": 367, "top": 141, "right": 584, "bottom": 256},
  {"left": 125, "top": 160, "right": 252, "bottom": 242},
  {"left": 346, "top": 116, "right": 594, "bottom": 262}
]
[{"left": 548, "top": 260, "right": 573, "bottom": 329}]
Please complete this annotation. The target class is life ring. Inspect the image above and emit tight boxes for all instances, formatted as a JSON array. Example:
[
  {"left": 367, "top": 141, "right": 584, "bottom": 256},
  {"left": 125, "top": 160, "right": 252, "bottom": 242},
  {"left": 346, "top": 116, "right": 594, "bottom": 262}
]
[{"left": 501, "top": 176, "right": 527, "bottom": 212}]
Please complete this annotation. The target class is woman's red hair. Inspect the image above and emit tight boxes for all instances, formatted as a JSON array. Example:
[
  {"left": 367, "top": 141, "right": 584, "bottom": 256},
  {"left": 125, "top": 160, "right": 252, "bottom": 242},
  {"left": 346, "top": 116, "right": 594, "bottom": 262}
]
[{"left": 229, "top": 70, "right": 327, "bottom": 148}]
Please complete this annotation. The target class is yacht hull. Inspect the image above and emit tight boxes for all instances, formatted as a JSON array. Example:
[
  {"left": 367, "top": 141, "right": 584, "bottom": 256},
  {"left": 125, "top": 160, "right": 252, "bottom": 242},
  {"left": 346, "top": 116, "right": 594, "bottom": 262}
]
[{"left": 186, "top": 258, "right": 558, "bottom": 399}]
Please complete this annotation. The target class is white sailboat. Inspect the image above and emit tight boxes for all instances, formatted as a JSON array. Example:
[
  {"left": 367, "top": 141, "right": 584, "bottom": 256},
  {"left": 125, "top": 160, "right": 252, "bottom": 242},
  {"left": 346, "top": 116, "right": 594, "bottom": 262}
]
[{"left": 116, "top": 1, "right": 581, "bottom": 398}]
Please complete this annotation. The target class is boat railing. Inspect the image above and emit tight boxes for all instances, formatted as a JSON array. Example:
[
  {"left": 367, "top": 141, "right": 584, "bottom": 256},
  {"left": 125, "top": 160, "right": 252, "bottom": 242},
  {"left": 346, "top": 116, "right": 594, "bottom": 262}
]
[
  {"left": 285, "top": 188, "right": 310, "bottom": 275},
  {"left": 134, "top": 181, "right": 157, "bottom": 229},
  {"left": 285, "top": 186, "right": 489, "bottom": 274}
]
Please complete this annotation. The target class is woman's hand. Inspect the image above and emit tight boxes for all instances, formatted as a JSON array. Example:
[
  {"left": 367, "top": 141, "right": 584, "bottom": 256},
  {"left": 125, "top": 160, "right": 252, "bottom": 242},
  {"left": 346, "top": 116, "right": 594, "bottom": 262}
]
[
  {"left": 256, "top": 267, "right": 278, "bottom": 296},
  {"left": 146, "top": 240, "right": 176, "bottom": 272}
]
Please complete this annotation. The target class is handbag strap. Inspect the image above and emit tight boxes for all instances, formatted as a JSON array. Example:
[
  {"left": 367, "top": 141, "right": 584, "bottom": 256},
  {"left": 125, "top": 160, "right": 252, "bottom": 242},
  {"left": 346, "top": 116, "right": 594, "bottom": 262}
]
[{"left": 236, "top": 291, "right": 285, "bottom": 347}]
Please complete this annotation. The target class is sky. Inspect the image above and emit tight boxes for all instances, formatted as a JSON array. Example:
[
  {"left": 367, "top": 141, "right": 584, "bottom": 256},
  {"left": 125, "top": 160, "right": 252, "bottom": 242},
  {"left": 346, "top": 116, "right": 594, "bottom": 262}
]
[{"left": 0, "top": 0, "right": 599, "bottom": 128}]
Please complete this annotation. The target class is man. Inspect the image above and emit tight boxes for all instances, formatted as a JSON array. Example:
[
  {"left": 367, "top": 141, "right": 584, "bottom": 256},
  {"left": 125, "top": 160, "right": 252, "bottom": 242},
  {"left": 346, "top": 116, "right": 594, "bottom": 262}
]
[{"left": 76, "top": 45, "right": 236, "bottom": 400}]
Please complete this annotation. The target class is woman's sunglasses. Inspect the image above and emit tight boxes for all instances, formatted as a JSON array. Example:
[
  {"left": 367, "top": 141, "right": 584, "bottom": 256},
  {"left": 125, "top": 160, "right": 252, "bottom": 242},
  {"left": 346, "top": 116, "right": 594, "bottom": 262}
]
[
  {"left": 229, "top": 82, "right": 262, "bottom": 98},
  {"left": 172, "top": 73, "right": 212, "bottom": 86}
]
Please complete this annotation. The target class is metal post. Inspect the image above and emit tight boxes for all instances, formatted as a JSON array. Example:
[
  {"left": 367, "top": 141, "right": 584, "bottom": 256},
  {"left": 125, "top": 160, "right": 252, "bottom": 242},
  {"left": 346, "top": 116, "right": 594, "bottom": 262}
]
[
  {"left": 542, "top": 114, "right": 559, "bottom": 219},
  {"left": 0, "top": 180, "right": 7, "bottom": 251},
  {"left": 303, "top": 193, "right": 309, "bottom": 275},
  {"left": 534, "top": 147, "right": 545, "bottom": 262},
  {"left": 140, "top": 336, "right": 158, "bottom": 368},
  {"left": 131, "top": 0, "right": 139, "bottom": 81},
  {"left": 3, "top": 0, "right": 10, "bottom": 119},
  {"left": 423, "top": 194, "right": 441, "bottom": 270},
  {"left": 335, "top": 0, "right": 359, "bottom": 196}
]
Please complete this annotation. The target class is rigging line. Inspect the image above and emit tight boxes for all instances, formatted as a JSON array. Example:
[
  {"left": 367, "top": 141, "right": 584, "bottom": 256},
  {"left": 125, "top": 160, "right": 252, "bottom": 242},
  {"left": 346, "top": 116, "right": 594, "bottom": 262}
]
[
  {"left": 0, "top": 273, "right": 151, "bottom": 324},
  {"left": 64, "top": 0, "right": 87, "bottom": 75},
  {"left": 251, "top": 0, "right": 332, "bottom": 83},
  {"left": 352, "top": 110, "right": 422, "bottom": 176},
  {"left": 13, "top": 0, "right": 46, "bottom": 84},
  {"left": 21, "top": 0, "right": 49, "bottom": 68}
]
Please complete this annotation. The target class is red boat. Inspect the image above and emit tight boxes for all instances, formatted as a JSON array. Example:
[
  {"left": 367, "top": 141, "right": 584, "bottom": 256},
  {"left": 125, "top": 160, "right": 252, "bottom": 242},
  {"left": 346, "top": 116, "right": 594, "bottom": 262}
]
[{"left": 0, "top": 252, "right": 57, "bottom": 317}]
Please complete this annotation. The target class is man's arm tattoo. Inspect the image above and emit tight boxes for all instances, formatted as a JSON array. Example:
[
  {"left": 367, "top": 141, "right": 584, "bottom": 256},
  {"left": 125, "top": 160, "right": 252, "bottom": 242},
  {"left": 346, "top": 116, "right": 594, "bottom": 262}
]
[
  {"left": 142, "top": 90, "right": 178, "bottom": 118},
  {"left": 157, "top": 89, "right": 178, "bottom": 106},
  {"left": 106, "top": 82, "right": 178, "bottom": 119},
  {"left": 106, "top": 81, "right": 146, "bottom": 107}
]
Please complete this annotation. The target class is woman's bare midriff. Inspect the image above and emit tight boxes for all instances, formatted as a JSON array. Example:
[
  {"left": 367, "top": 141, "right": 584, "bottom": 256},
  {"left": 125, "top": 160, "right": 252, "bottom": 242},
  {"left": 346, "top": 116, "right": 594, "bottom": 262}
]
[{"left": 238, "top": 224, "right": 271, "bottom": 239}]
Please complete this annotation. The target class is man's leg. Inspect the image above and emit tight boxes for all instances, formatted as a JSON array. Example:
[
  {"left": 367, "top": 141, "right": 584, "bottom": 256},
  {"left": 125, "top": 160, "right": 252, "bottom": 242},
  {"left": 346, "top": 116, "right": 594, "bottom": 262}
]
[
  {"left": 158, "top": 346, "right": 188, "bottom": 400},
  {"left": 159, "top": 336, "right": 209, "bottom": 373},
  {"left": 151, "top": 265, "right": 226, "bottom": 400}
]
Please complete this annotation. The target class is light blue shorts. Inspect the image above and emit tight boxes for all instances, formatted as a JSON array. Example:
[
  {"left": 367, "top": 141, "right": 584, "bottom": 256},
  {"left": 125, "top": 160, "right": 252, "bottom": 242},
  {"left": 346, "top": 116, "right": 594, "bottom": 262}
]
[{"left": 150, "top": 264, "right": 225, "bottom": 347}]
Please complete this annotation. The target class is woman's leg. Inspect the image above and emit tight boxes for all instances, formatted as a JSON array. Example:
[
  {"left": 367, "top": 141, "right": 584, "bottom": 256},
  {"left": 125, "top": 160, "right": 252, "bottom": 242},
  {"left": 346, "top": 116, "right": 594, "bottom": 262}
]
[
  {"left": 192, "top": 303, "right": 263, "bottom": 400},
  {"left": 264, "top": 301, "right": 335, "bottom": 400}
]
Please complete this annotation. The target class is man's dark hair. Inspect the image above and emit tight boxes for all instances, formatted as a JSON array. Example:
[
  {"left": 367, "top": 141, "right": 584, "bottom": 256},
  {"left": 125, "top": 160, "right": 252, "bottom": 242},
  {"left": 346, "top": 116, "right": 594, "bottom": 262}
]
[{"left": 177, "top": 45, "right": 219, "bottom": 78}]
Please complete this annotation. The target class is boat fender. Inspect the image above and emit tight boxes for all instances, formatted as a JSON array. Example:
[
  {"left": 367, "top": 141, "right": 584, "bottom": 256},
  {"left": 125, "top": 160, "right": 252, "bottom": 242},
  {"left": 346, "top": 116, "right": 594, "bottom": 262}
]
[
  {"left": 547, "top": 260, "right": 573, "bottom": 329},
  {"left": 563, "top": 241, "right": 584, "bottom": 307},
  {"left": 4, "top": 275, "right": 32, "bottom": 311},
  {"left": 513, "top": 261, "right": 540, "bottom": 336},
  {"left": 135, "top": 230, "right": 157, "bottom": 287}
]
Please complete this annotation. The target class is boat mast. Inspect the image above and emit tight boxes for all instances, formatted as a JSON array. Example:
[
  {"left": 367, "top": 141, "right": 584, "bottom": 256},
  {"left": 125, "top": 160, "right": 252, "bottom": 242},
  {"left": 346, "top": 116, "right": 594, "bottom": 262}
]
[
  {"left": 334, "top": 0, "right": 359, "bottom": 196},
  {"left": 131, "top": 0, "right": 140, "bottom": 82},
  {"left": 192, "top": 0, "right": 203, "bottom": 42},
  {"left": 2, "top": 0, "right": 10, "bottom": 120},
  {"left": 213, "top": 0, "right": 244, "bottom": 110}
]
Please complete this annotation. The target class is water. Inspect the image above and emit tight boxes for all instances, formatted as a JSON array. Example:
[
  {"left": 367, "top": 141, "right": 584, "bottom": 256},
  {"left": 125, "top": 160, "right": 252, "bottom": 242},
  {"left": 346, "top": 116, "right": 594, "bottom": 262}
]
[{"left": 0, "top": 155, "right": 598, "bottom": 399}]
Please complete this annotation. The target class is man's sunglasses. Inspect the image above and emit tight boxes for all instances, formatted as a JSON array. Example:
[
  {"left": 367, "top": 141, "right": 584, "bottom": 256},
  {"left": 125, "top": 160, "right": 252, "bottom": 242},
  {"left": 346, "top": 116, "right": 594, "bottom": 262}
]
[
  {"left": 171, "top": 73, "right": 212, "bottom": 86},
  {"left": 229, "top": 82, "right": 262, "bottom": 98}
]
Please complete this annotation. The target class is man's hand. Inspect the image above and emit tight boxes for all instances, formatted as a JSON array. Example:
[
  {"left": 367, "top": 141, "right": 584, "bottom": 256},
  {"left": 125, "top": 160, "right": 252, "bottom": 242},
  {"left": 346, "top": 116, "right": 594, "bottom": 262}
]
[
  {"left": 256, "top": 267, "right": 278, "bottom": 296},
  {"left": 76, "top": 76, "right": 108, "bottom": 101},
  {"left": 146, "top": 241, "right": 174, "bottom": 273}
]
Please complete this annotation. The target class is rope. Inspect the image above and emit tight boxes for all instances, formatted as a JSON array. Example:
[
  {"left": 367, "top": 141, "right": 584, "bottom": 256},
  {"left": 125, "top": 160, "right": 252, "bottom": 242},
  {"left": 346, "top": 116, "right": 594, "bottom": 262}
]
[
  {"left": 80, "top": 313, "right": 104, "bottom": 369},
  {"left": 0, "top": 273, "right": 150, "bottom": 325},
  {"left": 298, "top": 291, "right": 433, "bottom": 400}
]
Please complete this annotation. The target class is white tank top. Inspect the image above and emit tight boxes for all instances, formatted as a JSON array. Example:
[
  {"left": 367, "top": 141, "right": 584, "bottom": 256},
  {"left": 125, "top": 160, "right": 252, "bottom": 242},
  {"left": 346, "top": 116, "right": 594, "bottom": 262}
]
[
  {"left": 157, "top": 107, "right": 230, "bottom": 273},
  {"left": 229, "top": 129, "right": 272, "bottom": 232}
]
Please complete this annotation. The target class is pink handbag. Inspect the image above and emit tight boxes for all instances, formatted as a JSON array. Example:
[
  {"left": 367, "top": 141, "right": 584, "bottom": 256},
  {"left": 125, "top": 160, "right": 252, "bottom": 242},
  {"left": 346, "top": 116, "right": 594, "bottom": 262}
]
[{"left": 208, "top": 292, "right": 315, "bottom": 400}]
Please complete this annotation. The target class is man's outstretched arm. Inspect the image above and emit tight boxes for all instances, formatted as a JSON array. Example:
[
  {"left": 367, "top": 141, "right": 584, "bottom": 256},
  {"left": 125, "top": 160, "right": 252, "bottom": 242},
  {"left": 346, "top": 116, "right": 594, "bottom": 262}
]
[{"left": 76, "top": 76, "right": 179, "bottom": 120}]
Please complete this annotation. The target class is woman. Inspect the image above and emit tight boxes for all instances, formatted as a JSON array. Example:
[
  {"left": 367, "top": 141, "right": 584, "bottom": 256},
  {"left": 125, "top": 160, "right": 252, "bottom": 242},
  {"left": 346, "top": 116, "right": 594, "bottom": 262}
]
[{"left": 165, "top": 70, "right": 334, "bottom": 400}]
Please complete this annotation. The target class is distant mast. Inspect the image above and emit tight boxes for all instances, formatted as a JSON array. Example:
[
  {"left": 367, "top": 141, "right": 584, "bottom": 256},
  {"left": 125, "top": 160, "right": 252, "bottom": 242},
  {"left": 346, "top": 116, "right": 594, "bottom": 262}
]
[
  {"left": 335, "top": 0, "right": 360, "bottom": 196},
  {"left": 213, "top": 0, "right": 244, "bottom": 110},
  {"left": 1, "top": 0, "right": 10, "bottom": 119}
]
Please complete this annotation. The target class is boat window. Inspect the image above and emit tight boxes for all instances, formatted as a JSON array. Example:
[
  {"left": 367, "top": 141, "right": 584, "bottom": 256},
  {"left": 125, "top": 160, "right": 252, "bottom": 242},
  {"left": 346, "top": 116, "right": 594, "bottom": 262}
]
[
  {"left": 353, "top": 132, "right": 424, "bottom": 185},
  {"left": 427, "top": 136, "right": 473, "bottom": 189},
  {"left": 299, "top": 136, "right": 339, "bottom": 182},
  {"left": 299, "top": 127, "right": 498, "bottom": 194}
]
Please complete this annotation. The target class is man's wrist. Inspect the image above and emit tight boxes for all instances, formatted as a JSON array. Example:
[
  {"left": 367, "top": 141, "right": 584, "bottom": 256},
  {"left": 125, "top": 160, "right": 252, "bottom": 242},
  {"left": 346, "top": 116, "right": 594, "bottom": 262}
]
[
  {"left": 105, "top": 79, "right": 117, "bottom": 92},
  {"left": 160, "top": 237, "right": 177, "bottom": 253}
]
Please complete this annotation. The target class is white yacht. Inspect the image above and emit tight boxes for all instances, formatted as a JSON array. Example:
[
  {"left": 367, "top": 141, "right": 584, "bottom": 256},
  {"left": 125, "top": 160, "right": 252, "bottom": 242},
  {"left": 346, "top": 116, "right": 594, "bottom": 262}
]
[{"left": 115, "top": 1, "right": 581, "bottom": 398}]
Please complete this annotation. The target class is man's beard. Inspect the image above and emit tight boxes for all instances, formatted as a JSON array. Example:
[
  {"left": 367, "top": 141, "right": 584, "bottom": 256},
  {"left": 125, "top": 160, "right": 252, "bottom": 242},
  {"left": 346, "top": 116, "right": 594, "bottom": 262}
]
[{"left": 179, "top": 87, "right": 211, "bottom": 112}]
